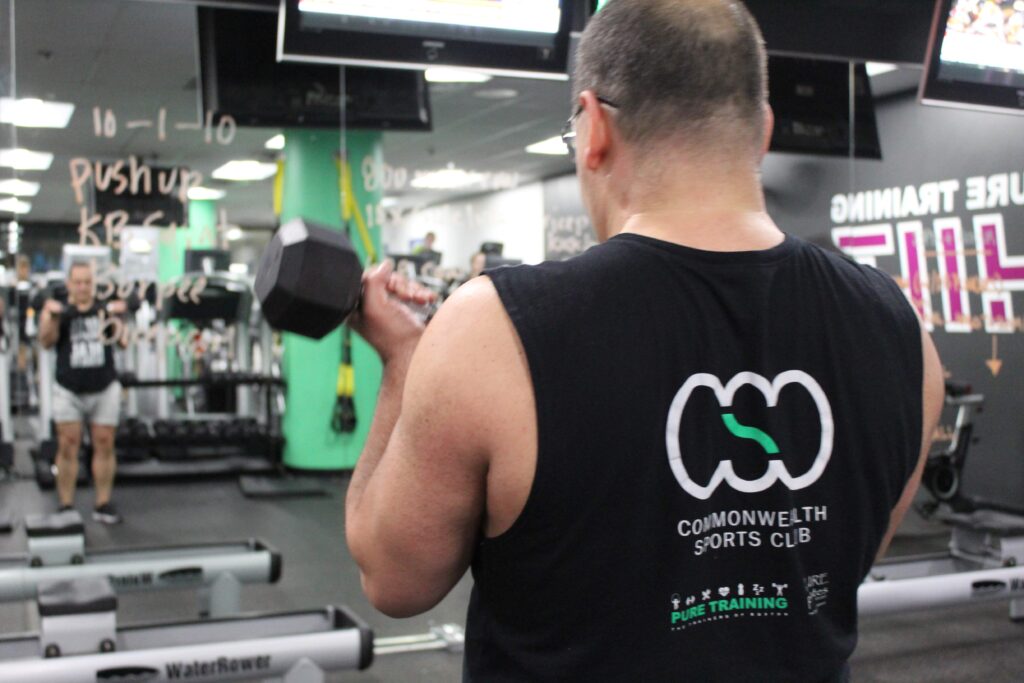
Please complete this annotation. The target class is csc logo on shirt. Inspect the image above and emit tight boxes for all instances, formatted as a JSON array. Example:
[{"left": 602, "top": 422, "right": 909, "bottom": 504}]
[{"left": 665, "top": 371, "right": 834, "bottom": 500}]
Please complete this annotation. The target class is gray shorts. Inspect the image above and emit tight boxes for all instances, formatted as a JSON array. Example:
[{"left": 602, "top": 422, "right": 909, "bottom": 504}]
[{"left": 53, "top": 381, "right": 122, "bottom": 426}]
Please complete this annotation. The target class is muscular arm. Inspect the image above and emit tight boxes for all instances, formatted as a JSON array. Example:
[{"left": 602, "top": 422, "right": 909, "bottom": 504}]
[
  {"left": 38, "top": 305, "right": 61, "bottom": 349},
  {"left": 346, "top": 276, "right": 523, "bottom": 618},
  {"left": 875, "top": 323, "right": 944, "bottom": 561}
]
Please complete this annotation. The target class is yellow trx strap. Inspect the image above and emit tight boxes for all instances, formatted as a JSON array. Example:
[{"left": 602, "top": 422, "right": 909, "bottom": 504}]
[
  {"left": 331, "top": 155, "right": 378, "bottom": 434},
  {"left": 335, "top": 157, "right": 378, "bottom": 265},
  {"left": 272, "top": 158, "right": 285, "bottom": 219}
]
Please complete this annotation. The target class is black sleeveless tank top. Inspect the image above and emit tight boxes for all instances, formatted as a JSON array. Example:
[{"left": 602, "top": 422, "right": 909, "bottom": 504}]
[
  {"left": 469, "top": 233, "right": 922, "bottom": 682},
  {"left": 56, "top": 302, "right": 117, "bottom": 394}
]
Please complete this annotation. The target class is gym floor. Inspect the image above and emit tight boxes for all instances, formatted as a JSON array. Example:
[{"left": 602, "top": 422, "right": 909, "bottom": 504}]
[{"left": 1, "top": 434, "right": 1022, "bottom": 682}]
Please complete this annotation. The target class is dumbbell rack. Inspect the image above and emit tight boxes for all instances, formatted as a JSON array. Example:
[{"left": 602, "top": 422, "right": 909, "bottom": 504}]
[
  {"left": 112, "top": 374, "right": 286, "bottom": 481},
  {"left": 0, "top": 330, "right": 14, "bottom": 473}
]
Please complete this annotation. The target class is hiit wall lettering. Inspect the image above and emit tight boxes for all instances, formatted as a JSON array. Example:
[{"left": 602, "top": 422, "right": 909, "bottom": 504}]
[{"left": 830, "top": 171, "right": 1024, "bottom": 336}]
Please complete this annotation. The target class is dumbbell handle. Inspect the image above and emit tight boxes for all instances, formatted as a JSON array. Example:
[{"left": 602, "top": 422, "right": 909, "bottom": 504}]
[
  {"left": 401, "top": 295, "right": 440, "bottom": 325},
  {"left": 256, "top": 217, "right": 440, "bottom": 339},
  {"left": 352, "top": 279, "right": 440, "bottom": 325}
]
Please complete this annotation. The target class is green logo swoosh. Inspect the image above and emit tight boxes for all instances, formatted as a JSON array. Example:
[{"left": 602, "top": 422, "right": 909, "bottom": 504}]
[{"left": 721, "top": 413, "right": 780, "bottom": 455}]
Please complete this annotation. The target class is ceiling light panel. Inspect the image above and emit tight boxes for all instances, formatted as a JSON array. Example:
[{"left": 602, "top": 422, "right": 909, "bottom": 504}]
[
  {"left": 410, "top": 167, "right": 486, "bottom": 190},
  {"left": 0, "top": 98, "right": 75, "bottom": 128},
  {"left": 188, "top": 186, "right": 227, "bottom": 201},
  {"left": 425, "top": 68, "right": 493, "bottom": 84},
  {"left": 526, "top": 136, "right": 569, "bottom": 156},
  {"left": 0, "top": 148, "right": 54, "bottom": 171},
  {"left": 212, "top": 160, "right": 278, "bottom": 182},
  {"left": 0, "top": 178, "right": 41, "bottom": 196},
  {"left": 0, "top": 197, "right": 32, "bottom": 214}
]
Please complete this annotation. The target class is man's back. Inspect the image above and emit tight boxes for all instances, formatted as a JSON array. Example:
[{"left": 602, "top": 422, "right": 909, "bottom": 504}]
[{"left": 468, "top": 234, "right": 924, "bottom": 681}]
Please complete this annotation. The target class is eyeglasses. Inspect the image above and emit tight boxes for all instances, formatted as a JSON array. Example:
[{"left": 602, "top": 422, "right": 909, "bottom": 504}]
[{"left": 560, "top": 97, "right": 619, "bottom": 156}]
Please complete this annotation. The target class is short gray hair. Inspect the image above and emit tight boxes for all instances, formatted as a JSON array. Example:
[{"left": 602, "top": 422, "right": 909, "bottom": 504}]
[
  {"left": 573, "top": 0, "right": 768, "bottom": 151},
  {"left": 67, "top": 260, "right": 94, "bottom": 276}
]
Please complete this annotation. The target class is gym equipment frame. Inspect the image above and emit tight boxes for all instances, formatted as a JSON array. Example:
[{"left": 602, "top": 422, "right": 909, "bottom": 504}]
[
  {"left": 859, "top": 385, "right": 1024, "bottom": 620},
  {"left": 1, "top": 512, "right": 281, "bottom": 617},
  {"left": 0, "top": 577, "right": 463, "bottom": 683}
]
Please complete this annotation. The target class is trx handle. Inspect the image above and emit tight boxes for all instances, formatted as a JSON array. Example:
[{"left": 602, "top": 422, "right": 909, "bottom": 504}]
[{"left": 331, "top": 156, "right": 373, "bottom": 435}]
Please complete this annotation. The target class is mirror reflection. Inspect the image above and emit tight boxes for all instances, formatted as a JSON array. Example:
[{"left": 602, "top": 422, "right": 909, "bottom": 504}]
[{"left": 0, "top": 1, "right": 1022, "bottom": 681}]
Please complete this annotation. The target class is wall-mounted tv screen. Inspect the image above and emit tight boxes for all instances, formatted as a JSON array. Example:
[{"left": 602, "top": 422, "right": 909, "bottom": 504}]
[
  {"left": 920, "top": 0, "right": 1024, "bottom": 115},
  {"left": 200, "top": 7, "right": 431, "bottom": 130},
  {"left": 278, "top": 0, "right": 575, "bottom": 81},
  {"left": 94, "top": 166, "right": 186, "bottom": 227},
  {"left": 768, "top": 57, "right": 882, "bottom": 160}
]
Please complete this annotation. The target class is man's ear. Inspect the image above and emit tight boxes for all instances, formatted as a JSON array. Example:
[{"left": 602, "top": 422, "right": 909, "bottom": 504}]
[
  {"left": 580, "top": 91, "right": 612, "bottom": 171},
  {"left": 760, "top": 104, "right": 775, "bottom": 159}
]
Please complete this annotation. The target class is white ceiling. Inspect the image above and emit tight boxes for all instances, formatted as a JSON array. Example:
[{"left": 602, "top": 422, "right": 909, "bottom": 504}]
[{"left": 0, "top": 0, "right": 576, "bottom": 229}]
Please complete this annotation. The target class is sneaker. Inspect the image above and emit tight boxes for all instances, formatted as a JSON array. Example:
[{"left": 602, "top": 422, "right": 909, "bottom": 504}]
[
  {"left": 92, "top": 503, "right": 122, "bottom": 525},
  {"left": 58, "top": 505, "right": 74, "bottom": 513}
]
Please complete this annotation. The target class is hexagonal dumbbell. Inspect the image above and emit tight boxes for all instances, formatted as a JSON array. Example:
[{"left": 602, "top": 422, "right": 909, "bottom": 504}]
[{"left": 255, "top": 218, "right": 364, "bottom": 340}]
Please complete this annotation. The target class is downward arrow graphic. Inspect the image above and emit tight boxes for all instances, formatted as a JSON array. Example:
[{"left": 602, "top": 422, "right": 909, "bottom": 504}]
[{"left": 986, "top": 335, "right": 1003, "bottom": 378}]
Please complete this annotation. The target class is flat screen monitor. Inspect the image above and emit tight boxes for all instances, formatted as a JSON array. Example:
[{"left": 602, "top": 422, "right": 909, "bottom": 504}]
[
  {"left": 389, "top": 252, "right": 440, "bottom": 275},
  {"left": 920, "top": 0, "right": 1024, "bottom": 115},
  {"left": 185, "top": 249, "right": 231, "bottom": 275},
  {"left": 162, "top": 275, "right": 252, "bottom": 323},
  {"left": 767, "top": 57, "right": 882, "bottom": 160},
  {"left": 200, "top": 7, "right": 431, "bottom": 130},
  {"left": 62, "top": 245, "right": 112, "bottom": 277},
  {"left": 278, "top": 0, "right": 575, "bottom": 81},
  {"left": 93, "top": 166, "right": 186, "bottom": 227},
  {"left": 479, "top": 241, "right": 504, "bottom": 256}
]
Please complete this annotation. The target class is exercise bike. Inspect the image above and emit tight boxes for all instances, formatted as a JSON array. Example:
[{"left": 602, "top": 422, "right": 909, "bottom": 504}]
[
  {"left": 918, "top": 380, "right": 985, "bottom": 517},
  {"left": 859, "top": 379, "right": 1024, "bottom": 619}
]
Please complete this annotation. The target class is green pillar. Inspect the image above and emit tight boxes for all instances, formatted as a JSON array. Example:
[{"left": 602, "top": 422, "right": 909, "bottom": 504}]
[{"left": 280, "top": 129, "right": 383, "bottom": 470}]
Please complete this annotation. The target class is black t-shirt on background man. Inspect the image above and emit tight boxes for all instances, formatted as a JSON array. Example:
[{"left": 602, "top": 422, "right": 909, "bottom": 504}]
[
  {"left": 470, "top": 234, "right": 923, "bottom": 682},
  {"left": 55, "top": 302, "right": 117, "bottom": 394}
]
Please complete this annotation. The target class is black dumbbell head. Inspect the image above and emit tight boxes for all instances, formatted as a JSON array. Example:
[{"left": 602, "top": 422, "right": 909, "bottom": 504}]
[{"left": 255, "top": 217, "right": 364, "bottom": 340}]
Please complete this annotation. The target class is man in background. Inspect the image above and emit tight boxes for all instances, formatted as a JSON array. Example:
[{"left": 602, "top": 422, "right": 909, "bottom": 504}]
[
  {"left": 15, "top": 255, "right": 32, "bottom": 371},
  {"left": 469, "top": 252, "right": 487, "bottom": 279},
  {"left": 39, "top": 261, "right": 125, "bottom": 524},
  {"left": 412, "top": 231, "right": 437, "bottom": 255}
]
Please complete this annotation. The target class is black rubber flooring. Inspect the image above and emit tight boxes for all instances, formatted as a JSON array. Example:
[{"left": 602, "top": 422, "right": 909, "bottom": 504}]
[{"left": 1, "top": 437, "right": 1022, "bottom": 682}]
